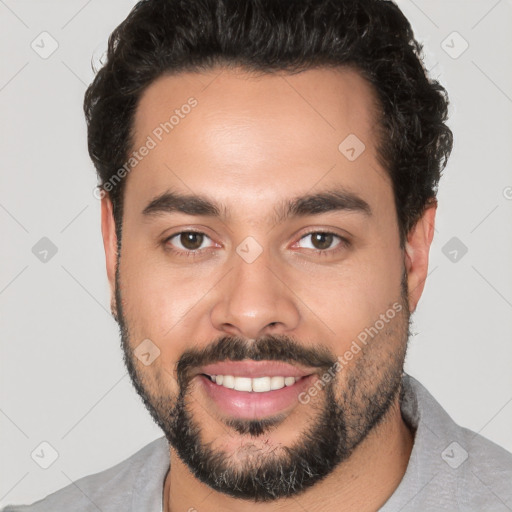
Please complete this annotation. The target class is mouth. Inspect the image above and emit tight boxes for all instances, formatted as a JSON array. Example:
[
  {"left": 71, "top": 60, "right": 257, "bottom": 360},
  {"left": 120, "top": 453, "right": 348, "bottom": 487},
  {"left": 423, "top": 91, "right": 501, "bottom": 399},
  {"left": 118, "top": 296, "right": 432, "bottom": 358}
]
[
  {"left": 202, "top": 373, "right": 303, "bottom": 392},
  {"left": 194, "top": 360, "right": 318, "bottom": 420}
]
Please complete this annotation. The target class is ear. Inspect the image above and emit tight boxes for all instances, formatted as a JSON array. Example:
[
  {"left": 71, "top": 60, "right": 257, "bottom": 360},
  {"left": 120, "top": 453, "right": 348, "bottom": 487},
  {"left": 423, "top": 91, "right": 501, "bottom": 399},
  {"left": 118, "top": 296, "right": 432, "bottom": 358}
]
[
  {"left": 100, "top": 193, "right": 118, "bottom": 319},
  {"left": 404, "top": 200, "right": 437, "bottom": 313}
]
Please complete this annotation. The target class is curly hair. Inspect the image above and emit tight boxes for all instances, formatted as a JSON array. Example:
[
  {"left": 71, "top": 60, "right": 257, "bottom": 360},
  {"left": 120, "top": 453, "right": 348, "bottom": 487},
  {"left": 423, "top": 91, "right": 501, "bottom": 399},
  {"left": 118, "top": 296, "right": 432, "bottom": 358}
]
[{"left": 84, "top": 0, "right": 453, "bottom": 245}]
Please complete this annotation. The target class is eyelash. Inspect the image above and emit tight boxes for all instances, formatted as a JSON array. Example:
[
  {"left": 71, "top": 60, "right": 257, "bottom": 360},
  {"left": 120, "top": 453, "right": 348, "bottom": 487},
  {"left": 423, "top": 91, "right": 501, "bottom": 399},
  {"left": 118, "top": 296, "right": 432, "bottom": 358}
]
[
  {"left": 297, "top": 230, "right": 350, "bottom": 256},
  {"left": 162, "top": 229, "right": 350, "bottom": 258}
]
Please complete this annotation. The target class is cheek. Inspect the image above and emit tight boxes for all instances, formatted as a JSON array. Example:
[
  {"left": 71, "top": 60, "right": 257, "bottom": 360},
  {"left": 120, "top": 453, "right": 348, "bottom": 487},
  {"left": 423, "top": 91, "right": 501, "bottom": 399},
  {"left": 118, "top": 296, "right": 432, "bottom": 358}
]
[
  {"left": 117, "top": 243, "right": 217, "bottom": 353},
  {"left": 291, "top": 241, "right": 404, "bottom": 352}
]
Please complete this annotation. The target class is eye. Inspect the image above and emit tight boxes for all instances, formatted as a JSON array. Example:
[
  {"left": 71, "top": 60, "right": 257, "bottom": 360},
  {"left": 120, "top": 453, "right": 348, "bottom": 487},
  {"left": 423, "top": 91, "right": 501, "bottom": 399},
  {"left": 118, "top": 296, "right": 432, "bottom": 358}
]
[
  {"left": 163, "top": 229, "right": 349, "bottom": 258},
  {"left": 165, "top": 231, "right": 215, "bottom": 254},
  {"left": 295, "top": 231, "right": 348, "bottom": 253}
]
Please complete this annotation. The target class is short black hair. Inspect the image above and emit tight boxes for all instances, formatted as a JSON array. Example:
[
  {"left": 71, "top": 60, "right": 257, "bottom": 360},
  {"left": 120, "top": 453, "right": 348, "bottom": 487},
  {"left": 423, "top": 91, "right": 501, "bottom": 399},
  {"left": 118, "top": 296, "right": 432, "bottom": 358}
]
[{"left": 84, "top": 0, "right": 453, "bottom": 245}]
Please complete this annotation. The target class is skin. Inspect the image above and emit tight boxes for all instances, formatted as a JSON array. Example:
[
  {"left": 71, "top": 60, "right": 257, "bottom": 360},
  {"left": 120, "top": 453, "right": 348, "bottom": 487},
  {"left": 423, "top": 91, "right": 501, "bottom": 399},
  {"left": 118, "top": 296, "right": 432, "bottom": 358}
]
[{"left": 100, "top": 66, "right": 436, "bottom": 511}]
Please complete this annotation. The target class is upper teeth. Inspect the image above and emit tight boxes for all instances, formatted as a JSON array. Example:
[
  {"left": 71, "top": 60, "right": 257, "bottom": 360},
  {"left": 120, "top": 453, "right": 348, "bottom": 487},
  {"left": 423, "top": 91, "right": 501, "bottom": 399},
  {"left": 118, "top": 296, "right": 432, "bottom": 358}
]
[{"left": 209, "top": 375, "right": 298, "bottom": 392}]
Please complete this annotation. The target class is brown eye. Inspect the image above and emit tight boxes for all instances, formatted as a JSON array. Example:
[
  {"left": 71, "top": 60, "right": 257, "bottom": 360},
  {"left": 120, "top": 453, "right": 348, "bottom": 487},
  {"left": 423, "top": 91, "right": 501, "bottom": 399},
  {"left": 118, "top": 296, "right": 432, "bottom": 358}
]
[
  {"left": 165, "top": 231, "right": 213, "bottom": 254},
  {"left": 296, "top": 231, "right": 347, "bottom": 254},
  {"left": 310, "top": 233, "right": 334, "bottom": 250},
  {"left": 179, "top": 232, "right": 205, "bottom": 250}
]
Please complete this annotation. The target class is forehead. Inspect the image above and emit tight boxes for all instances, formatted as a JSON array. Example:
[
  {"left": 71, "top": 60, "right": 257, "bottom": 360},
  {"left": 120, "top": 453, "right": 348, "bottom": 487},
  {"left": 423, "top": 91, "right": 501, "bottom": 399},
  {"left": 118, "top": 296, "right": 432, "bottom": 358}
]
[{"left": 125, "top": 66, "right": 391, "bottom": 220}]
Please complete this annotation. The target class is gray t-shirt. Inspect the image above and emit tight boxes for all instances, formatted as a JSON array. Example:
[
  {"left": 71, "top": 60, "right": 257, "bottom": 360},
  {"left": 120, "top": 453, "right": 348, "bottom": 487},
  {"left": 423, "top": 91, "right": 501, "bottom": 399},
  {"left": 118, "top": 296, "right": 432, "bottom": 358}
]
[{"left": 2, "top": 374, "right": 511, "bottom": 511}]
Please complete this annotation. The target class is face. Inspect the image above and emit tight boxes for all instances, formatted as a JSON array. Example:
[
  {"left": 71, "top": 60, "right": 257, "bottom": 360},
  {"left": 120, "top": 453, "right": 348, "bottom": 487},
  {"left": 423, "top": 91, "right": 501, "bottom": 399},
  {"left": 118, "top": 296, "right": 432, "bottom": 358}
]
[{"left": 102, "top": 66, "right": 432, "bottom": 501}]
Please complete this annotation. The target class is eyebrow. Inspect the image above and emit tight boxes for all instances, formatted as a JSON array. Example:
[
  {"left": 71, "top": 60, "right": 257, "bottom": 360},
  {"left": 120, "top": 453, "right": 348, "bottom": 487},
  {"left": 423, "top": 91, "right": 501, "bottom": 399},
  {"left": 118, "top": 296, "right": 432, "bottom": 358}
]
[{"left": 142, "top": 186, "right": 372, "bottom": 223}]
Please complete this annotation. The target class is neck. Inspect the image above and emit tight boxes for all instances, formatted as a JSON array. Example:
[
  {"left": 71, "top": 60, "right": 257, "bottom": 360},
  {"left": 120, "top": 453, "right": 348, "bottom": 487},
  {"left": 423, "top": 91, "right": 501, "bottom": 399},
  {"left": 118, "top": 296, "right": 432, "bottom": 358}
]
[{"left": 163, "top": 396, "right": 414, "bottom": 512}]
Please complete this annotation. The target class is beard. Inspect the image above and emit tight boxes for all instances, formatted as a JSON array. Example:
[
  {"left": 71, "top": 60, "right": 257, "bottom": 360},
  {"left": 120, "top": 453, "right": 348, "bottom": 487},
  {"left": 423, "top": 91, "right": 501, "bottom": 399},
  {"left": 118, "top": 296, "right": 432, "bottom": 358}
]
[{"left": 114, "top": 263, "right": 411, "bottom": 501}]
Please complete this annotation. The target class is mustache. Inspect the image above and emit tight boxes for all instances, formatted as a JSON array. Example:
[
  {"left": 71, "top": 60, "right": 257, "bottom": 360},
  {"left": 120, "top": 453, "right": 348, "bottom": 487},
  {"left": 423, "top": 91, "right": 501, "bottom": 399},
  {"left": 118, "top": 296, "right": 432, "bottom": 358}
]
[{"left": 176, "top": 334, "right": 337, "bottom": 389}]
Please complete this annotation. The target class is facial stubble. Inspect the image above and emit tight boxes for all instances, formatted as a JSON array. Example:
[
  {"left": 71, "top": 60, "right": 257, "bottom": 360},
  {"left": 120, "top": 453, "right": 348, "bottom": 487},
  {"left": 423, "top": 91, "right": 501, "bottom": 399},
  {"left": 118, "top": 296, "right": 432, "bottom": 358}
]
[{"left": 114, "top": 261, "right": 411, "bottom": 501}]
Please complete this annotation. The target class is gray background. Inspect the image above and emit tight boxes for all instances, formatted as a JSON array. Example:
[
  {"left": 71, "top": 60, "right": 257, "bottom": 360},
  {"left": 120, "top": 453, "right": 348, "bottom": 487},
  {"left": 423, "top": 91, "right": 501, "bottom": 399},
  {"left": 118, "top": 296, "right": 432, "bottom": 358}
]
[{"left": 1, "top": 0, "right": 511, "bottom": 507}]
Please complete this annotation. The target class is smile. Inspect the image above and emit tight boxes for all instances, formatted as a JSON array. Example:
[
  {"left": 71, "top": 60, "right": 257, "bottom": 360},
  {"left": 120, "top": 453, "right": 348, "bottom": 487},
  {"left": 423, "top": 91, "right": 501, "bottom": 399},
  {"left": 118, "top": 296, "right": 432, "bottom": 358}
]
[
  {"left": 195, "top": 360, "right": 317, "bottom": 419},
  {"left": 204, "top": 374, "right": 302, "bottom": 392}
]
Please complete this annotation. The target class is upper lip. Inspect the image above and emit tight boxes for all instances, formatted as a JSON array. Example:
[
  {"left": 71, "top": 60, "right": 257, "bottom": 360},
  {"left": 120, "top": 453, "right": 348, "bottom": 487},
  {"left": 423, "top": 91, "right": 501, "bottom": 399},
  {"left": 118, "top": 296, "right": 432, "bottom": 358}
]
[{"left": 196, "top": 360, "right": 315, "bottom": 379}]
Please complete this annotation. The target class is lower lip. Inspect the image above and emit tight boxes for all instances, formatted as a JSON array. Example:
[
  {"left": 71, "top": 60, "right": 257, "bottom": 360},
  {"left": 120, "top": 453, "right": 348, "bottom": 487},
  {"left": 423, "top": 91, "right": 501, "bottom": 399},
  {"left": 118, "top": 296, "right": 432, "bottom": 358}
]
[{"left": 198, "top": 374, "right": 316, "bottom": 420}]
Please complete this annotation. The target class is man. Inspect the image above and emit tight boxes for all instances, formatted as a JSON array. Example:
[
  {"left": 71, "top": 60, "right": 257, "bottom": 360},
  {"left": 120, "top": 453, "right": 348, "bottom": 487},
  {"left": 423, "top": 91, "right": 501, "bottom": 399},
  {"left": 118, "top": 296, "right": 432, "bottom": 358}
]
[{"left": 3, "top": 0, "right": 511, "bottom": 510}]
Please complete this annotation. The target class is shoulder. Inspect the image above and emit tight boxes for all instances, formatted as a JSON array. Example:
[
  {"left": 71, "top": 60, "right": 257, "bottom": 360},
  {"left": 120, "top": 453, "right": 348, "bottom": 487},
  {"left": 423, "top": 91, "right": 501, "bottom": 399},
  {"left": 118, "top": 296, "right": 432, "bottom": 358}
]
[
  {"left": 448, "top": 416, "right": 512, "bottom": 510},
  {"left": 1, "top": 437, "right": 169, "bottom": 512},
  {"left": 406, "top": 374, "right": 512, "bottom": 469},
  {"left": 389, "top": 374, "right": 512, "bottom": 511}
]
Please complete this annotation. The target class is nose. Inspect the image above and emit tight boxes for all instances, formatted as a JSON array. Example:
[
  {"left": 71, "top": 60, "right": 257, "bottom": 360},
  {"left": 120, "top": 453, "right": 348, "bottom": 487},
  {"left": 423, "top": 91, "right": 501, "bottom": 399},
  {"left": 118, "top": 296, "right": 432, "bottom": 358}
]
[{"left": 210, "top": 249, "right": 301, "bottom": 340}]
